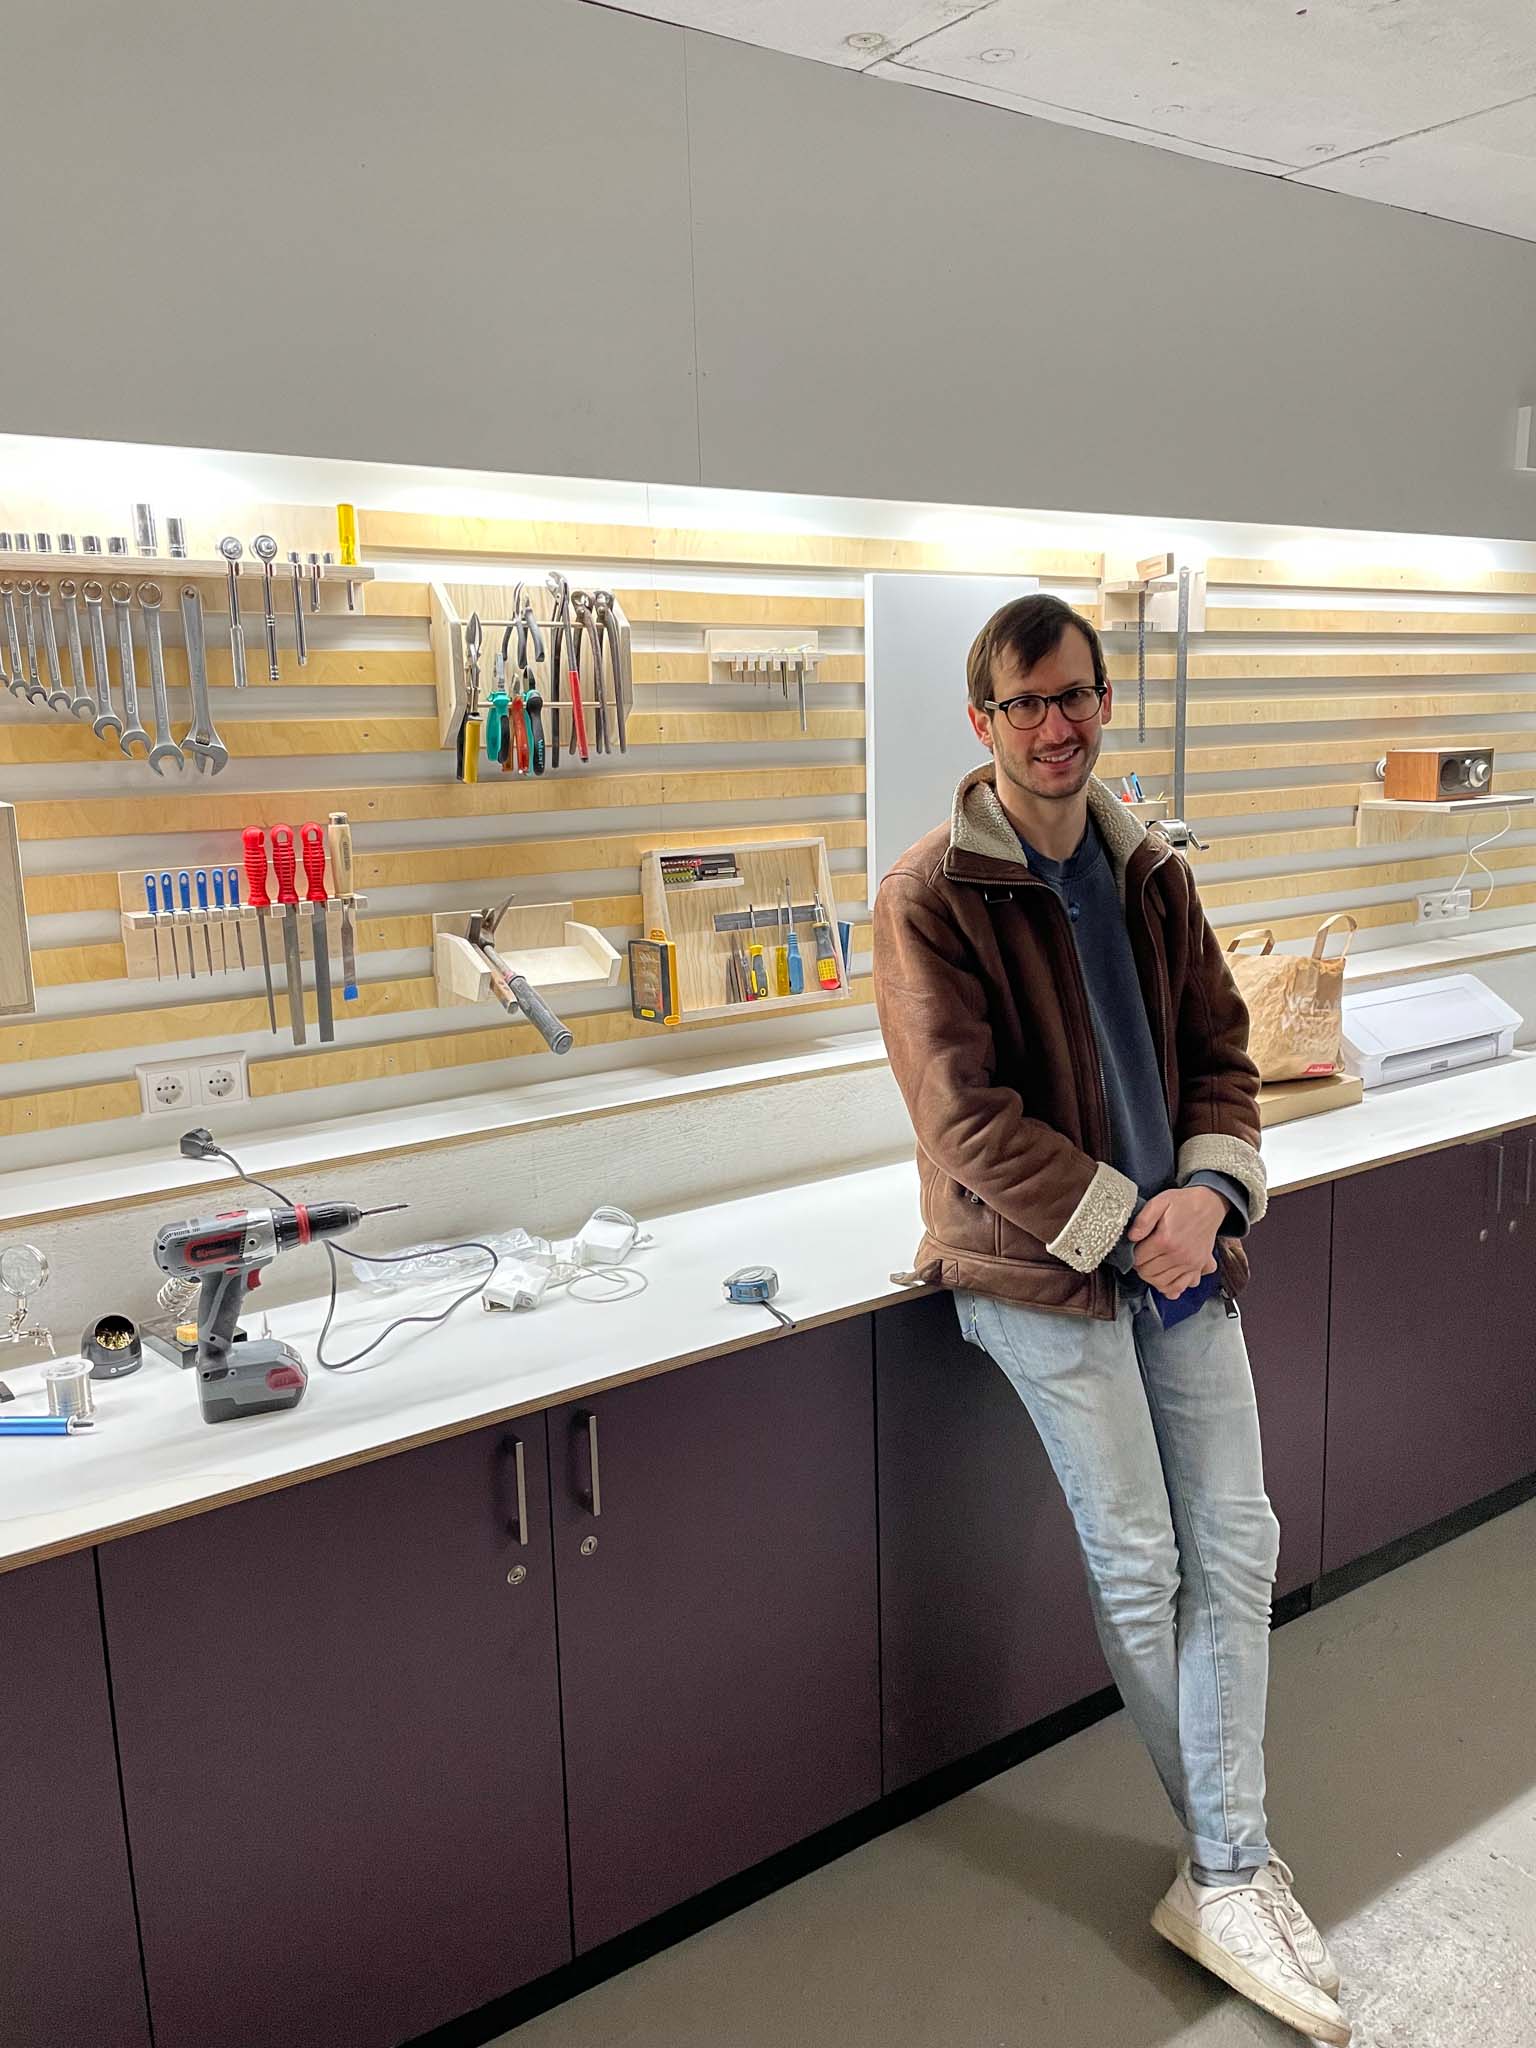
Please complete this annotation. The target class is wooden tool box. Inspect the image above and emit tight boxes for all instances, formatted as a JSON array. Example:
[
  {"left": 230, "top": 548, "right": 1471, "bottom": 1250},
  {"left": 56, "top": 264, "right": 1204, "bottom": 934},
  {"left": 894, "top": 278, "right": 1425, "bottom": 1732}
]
[{"left": 638, "top": 836, "right": 850, "bottom": 1025}]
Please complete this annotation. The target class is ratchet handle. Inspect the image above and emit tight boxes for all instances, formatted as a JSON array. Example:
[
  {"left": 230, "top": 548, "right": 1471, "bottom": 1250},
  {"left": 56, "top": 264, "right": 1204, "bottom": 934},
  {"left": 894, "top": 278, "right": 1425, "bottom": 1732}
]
[
  {"left": 270, "top": 824, "right": 298, "bottom": 906},
  {"left": 300, "top": 822, "right": 328, "bottom": 903},
  {"left": 508, "top": 973, "right": 574, "bottom": 1055},
  {"left": 242, "top": 826, "right": 272, "bottom": 908}
]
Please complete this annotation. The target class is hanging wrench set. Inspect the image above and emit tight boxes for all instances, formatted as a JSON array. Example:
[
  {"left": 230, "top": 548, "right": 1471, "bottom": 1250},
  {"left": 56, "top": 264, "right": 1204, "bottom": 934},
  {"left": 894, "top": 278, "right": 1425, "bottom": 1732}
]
[
  {"left": 0, "top": 509, "right": 367, "bottom": 774},
  {"left": 449, "top": 577, "right": 633, "bottom": 784}
]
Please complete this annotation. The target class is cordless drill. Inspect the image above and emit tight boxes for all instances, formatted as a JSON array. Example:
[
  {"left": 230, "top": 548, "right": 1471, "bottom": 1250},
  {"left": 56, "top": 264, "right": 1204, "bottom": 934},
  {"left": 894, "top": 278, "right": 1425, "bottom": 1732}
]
[{"left": 153, "top": 1203, "right": 398, "bottom": 1424}]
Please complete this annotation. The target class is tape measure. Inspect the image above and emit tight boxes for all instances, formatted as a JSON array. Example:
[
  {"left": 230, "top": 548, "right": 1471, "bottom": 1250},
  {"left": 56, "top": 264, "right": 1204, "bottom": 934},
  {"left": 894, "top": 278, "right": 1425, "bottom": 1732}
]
[{"left": 723, "top": 1264, "right": 795, "bottom": 1331}]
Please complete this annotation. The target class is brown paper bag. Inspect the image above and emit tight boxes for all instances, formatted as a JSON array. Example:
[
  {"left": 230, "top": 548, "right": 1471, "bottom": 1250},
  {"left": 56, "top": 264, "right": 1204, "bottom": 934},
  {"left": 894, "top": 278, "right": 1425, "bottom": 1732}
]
[{"left": 1226, "top": 914, "right": 1357, "bottom": 1082}]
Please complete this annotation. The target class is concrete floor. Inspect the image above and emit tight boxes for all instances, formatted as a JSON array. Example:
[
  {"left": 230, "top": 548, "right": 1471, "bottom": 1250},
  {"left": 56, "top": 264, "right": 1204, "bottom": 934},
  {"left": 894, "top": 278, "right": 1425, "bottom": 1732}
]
[{"left": 498, "top": 1495, "right": 1536, "bottom": 2048}]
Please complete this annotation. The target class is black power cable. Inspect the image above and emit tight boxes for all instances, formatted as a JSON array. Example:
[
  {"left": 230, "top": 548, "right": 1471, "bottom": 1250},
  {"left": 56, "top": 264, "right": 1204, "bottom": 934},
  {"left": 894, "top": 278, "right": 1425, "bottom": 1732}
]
[{"left": 177, "top": 1129, "right": 497, "bottom": 1371}]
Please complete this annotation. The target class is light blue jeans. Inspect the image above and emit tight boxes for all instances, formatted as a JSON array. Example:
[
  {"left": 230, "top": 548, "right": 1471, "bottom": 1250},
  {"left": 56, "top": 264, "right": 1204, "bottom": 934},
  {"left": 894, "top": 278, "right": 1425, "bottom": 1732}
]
[{"left": 955, "top": 1282, "right": 1282, "bottom": 1875}]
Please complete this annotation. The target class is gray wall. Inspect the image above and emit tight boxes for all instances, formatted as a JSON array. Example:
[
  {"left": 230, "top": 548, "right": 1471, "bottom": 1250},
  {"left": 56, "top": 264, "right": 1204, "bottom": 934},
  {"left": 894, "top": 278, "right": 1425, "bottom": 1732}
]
[{"left": 6, "top": 0, "right": 1536, "bottom": 537}]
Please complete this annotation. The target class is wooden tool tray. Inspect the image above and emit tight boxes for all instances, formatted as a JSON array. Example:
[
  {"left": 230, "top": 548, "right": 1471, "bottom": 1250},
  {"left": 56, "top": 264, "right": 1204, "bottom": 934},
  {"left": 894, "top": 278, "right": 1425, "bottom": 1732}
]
[{"left": 638, "top": 835, "right": 850, "bottom": 1024}]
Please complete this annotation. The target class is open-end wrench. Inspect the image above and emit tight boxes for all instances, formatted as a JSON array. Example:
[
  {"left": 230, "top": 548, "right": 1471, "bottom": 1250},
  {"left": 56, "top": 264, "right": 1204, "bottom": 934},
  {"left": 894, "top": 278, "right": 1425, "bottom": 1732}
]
[
  {"left": 219, "top": 536, "right": 248, "bottom": 689},
  {"left": 287, "top": 551, "right": 308, "bottom": 665},
  {"left": 108, "top": 578, "right": 151, "bottom": 757},
  {"left": 57, "top": 579, "right": 95, "bottom": 720},
  {"left": 179, "top": 584, "right": 228, "bottom": 774},
  {"left": 136, "top": 583, "right": 185, "bottom": 775},
  {"left": 82, "top": 580, "right": 123, "bottom": 741},
  {"left": 307, "top": 552, "right": 321, "bottom": 612},
  {"left": 1, "top": 580, "right": 25, "bottom": 698},
  {"left": 252, "top": 533, "right": 280, "bottom": 680},
  {"left": 34, "top": 579, "right": 71, "bottom": 711},
  {"left": 17, "top": 580, "right": 47, "bottom": 703}
]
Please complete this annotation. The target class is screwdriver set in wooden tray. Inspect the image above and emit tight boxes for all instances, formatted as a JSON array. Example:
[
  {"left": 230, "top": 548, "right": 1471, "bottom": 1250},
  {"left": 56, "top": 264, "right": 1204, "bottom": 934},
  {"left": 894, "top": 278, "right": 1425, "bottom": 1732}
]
[{"left": 635, "top": 835, "right": 851, "bottom": 1026}]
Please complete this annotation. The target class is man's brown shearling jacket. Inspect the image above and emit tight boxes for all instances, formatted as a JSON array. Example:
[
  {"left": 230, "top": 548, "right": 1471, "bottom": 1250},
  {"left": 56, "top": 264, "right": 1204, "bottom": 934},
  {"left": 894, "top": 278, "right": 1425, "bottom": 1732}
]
[{"left": 873, "top": 766, "right": 1267, "bottom": 1322}]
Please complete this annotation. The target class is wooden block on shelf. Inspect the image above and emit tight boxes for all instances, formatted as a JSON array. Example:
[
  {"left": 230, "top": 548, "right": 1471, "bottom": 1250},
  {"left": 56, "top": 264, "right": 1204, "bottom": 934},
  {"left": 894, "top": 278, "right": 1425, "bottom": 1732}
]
[{"left": 1257, "top": 1071, "right": 1364, "bottom": 1127}]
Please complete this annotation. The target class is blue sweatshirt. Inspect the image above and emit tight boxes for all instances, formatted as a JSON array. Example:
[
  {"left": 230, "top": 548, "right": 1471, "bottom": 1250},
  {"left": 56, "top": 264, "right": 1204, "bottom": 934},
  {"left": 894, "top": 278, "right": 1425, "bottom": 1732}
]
[{"left": 1015, "top": 818, "right": 1249, "bottom": 1289}]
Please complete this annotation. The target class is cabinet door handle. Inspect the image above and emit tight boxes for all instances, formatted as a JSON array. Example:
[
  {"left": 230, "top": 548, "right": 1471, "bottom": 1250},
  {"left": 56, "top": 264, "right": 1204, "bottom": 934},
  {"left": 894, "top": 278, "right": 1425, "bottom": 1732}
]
[
  {"left": 577, "top": 1410, "right": 602, "bottom": 1518},
  {"left": 513, "top": 1435, "right": 529, "bottom": 1547},
  {"left": 1494, "top": 1142, "right": 1506, "bottom": 1217},
  {"left": 1526, "top": 1135, "right": 1534, "bottom": 1209}
]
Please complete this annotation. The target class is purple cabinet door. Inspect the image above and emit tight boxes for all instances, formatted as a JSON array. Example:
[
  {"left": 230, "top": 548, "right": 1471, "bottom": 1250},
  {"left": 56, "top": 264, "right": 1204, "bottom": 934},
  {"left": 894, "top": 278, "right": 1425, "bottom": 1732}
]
[
  {"left": 1237, "top": 1184, "right": 1332, "bottom": 1596},
  {"left": 549, "top": 1321, "right": 880, "bottom": 1954},
  {"left": 99, "top": 1421, "right": 569, "bottom": 2048},
  {"left": 1484, "top": 1123, "right": 1536, "bottom": 1493},
  {"left": 1325, "top": 1143, "right": 1495, "bottom": 1572},
  {"left": 875, "top": 1291, "right": 1110, "bottom": 1795},
  {"left": 0, "top": 1551, "right": 151, "bottom": 2048}
]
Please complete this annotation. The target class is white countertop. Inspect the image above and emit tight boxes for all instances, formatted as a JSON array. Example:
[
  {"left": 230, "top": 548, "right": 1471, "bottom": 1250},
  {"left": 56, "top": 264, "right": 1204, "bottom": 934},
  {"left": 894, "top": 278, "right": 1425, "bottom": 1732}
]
[{"left": 3, "top": 1046, "right": 1534, "bottom": 1578}]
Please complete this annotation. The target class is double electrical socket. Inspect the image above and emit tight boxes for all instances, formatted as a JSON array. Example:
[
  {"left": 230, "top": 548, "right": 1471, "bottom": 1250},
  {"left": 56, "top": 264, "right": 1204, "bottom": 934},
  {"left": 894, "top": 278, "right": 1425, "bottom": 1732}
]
[
  {"left": 1416, "top": 888, "right": 1473, "bottom": 926},
  {"left": 136, "top": 1053, "right": 249, "bottom": 1116}
]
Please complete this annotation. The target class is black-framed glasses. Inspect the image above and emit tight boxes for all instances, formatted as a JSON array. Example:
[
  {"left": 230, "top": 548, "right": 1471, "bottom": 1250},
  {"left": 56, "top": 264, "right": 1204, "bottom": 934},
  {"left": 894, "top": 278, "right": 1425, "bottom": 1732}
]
[{"left": 984, "top": 683, "right": 1106, "bottom": 732}]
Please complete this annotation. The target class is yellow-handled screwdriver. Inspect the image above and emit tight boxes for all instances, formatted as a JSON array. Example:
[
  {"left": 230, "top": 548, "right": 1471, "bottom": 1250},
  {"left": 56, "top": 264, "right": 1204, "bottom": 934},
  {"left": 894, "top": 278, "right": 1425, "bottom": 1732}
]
[
  {"left": 773, "top": 879, "right": 791, "bottom": 995},
  {"left": 746, "top": 902, "right": 769, "bottom": 998}
]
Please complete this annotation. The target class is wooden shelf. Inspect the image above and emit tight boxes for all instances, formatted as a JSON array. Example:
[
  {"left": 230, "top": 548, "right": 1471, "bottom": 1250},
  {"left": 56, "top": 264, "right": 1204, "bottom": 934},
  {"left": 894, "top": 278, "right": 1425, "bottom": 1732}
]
[
  {"left": 1358, "top": 792, "right": 1536, "bottom": 815},
  {"left": 0, "top": 551, "right": 374, "bottom": 586}
]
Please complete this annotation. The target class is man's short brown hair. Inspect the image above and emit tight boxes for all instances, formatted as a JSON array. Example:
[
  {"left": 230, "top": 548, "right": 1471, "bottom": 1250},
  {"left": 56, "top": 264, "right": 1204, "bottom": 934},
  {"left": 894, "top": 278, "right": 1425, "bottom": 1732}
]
[{"left": 965, "top": 594, "right": 1108, "bottom": 714}]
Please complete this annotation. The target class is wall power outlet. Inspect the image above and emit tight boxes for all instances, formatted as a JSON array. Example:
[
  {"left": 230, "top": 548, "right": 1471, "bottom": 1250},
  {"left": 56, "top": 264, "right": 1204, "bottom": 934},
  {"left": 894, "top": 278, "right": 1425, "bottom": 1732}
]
[
  {"left": 136, "top": 1053, "right": 249, "bottom": 1116},
  {"left": 1416, "top": 888, "right": 1472, "bottom": 926}
]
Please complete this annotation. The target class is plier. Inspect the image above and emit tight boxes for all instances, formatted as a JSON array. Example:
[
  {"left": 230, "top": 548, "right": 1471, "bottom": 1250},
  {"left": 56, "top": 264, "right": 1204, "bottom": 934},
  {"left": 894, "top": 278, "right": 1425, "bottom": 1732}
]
[
  {"left": 545, "top": 572, "right": 589, "bottom": 765},
  {"left": 517, "top": 600, "right": 547, "bottom": 775},
  {"left": 574, "top": 591, "right": 608, "bottom": 755},
  {"left": 593, "top": 590, "right": 631, "bottom": 753}
]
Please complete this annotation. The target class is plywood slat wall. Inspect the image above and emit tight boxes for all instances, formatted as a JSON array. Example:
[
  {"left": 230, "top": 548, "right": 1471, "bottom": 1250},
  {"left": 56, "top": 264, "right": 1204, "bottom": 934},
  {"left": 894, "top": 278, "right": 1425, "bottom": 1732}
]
[{"left": 6, "top": 502, "right": 1535, "bottom": 1147}]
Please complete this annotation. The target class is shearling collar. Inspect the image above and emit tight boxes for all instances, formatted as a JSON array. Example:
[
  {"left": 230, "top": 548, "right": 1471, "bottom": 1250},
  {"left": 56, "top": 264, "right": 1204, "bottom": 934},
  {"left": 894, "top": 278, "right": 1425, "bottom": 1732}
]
[{"left": 946, "top": 761, "right": 1158, "bottom": 896}]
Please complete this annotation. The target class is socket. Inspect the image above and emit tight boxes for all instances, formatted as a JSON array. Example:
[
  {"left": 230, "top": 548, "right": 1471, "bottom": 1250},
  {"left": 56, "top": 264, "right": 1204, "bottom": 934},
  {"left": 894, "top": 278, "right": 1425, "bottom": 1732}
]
[
  {"left": 1416, "top": 888, "right": 1473, "bottom": 926},
  {"left": 136, "top": 1061, "right": 196, "bottom": 1115},
  {"left": 136, "top": 1053, "right": 249, "bottom": 1115},
  {"left": 200, "top": 1054, "right": 248, "bottom": 1106}
]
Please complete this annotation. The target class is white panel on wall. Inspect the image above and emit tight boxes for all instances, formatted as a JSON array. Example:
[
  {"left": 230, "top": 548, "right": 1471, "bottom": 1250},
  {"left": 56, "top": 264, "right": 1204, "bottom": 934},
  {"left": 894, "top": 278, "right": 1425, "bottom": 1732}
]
[{"left": 865, "top": 571, "right": 1036, "bottom": 902}]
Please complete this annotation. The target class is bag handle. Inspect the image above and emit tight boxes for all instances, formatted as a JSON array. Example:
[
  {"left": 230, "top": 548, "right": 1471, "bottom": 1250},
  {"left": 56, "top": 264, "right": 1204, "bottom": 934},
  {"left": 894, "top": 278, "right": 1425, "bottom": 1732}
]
[
  {"left": 1311, "top": 912, "right": 1358, "bottom": 963},
  {"left": 1226, "top": 928, "right": 1275, "bottom": 957}
]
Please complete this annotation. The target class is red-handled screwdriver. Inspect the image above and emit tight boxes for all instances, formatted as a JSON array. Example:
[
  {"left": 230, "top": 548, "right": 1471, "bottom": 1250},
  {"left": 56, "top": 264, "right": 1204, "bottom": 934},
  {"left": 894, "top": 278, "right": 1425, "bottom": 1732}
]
[
  {"left": 269, "top": 823, "right": 307, "bottom": 1046},
  {"left": 241, "top": 825, "right": 278, "bottom": 1034},
  {"left": 299, "top": 823, "right": 336, "bottom": 1044}
]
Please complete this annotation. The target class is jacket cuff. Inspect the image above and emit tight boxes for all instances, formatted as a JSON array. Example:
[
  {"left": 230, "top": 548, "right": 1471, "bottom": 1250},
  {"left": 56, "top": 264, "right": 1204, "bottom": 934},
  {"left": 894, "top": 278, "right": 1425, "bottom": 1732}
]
[
  {"left": 1047, "top": 1162, "right": 1141, "bottom": 1275},
  {"left": 1185, "top": 1170, "right": 1250, "bottom": 1239},
  {"left": 1176, "top": 1135, "right": 1268, "bottom": 1226}
]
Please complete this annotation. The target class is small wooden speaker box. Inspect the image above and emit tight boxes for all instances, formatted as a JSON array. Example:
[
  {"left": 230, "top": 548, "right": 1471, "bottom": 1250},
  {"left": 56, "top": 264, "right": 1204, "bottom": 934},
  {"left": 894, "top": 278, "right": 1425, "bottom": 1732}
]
[{"left": 1383, "top": 748, "right": 1494, "bottom": 802}]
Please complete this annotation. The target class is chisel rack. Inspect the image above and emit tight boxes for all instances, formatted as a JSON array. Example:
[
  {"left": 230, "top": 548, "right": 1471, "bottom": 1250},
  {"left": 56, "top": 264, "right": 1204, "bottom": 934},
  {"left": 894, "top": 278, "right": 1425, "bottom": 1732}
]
[
  {"left": 116, "top": 866, "right": 366, "bottom": 983},
  {"left": 638, "top": 835, "right": 850, "bottom": 1025},
  {"left": 432, "top": 904, "right": 621, "bottom": 1008}
]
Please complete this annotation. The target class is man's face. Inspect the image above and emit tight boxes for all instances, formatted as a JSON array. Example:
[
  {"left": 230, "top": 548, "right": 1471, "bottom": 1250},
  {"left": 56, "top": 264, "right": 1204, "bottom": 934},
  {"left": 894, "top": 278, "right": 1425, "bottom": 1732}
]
[{"left": 966, "top": 624, "right": 1112, "bottom": 802}]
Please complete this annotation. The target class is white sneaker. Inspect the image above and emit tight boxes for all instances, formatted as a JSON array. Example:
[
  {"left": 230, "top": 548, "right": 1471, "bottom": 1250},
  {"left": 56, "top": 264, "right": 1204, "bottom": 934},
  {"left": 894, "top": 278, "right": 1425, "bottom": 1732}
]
[
  {"left": 1178, "top": 1855, "right": 1341, "bottom": 1997},
  {"left": 1266, "top": 1854, "right": 1341, "bottom": 1997},
  {"left": 1153, "top": 1864, "right": 1351, "bottom": 2045}
]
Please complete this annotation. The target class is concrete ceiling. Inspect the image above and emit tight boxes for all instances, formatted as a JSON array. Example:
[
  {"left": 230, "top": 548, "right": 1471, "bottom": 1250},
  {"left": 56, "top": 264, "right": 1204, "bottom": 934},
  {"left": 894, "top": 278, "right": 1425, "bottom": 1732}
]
[{"left": 593, "top": 1, "right": 1536, "bottom": 242}]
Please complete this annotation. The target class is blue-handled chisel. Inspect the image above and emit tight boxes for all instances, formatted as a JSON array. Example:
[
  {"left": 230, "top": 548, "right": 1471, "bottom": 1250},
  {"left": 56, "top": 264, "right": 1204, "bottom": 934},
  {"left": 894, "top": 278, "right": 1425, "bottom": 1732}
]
[{"left": 194, "top": 869, "right": 215, "bottom": 975}]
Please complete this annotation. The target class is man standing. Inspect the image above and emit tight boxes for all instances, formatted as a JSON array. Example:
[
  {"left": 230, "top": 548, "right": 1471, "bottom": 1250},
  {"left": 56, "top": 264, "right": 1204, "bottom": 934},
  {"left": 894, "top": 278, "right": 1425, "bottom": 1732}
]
[{"left": 872, "top": 594, "right": 1349, "bottom": 2045}]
